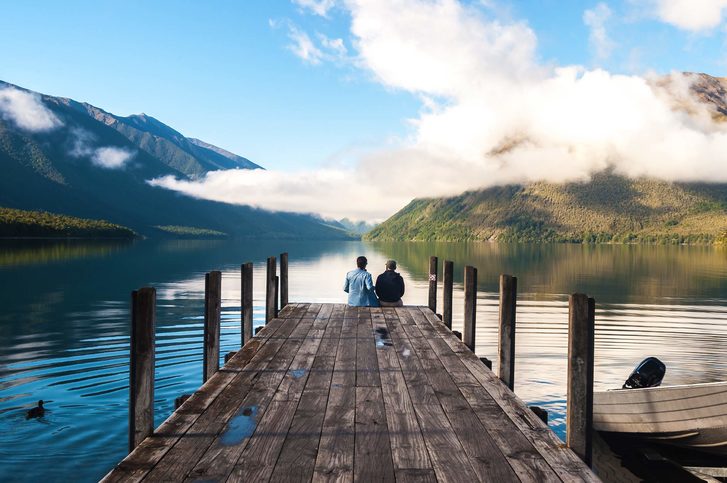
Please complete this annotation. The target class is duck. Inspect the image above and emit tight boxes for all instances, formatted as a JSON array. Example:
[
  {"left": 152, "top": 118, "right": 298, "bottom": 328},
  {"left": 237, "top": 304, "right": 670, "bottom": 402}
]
[{"left": 26, "top": 400, "right": 44, "bottom": 419}]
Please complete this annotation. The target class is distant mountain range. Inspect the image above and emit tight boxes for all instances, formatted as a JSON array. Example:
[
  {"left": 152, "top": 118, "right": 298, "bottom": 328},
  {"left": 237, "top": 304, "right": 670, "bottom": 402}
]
[
  {"left": 0, "top": 80, "right": 349, "bottom": 239},
  {"left": 367, "top": 74, "right": 727, "bottom": 244}
]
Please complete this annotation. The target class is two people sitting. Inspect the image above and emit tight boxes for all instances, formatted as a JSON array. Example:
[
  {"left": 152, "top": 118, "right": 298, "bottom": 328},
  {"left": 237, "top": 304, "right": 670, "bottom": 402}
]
[{"left": 343, "top": 256, "right": 405, "bottom": 307}]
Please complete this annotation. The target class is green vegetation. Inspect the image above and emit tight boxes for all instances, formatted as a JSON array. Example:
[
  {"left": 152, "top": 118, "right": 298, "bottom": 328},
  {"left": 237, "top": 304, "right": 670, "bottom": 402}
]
[
  {"left": 0, "top": 207, "right": 136, "bottom": 238},
  {"left": 365, "top": 172, "right": 727, "bottom": 245},
  {"left": 153, "top": 225, "right": 227, "bottom": 238}
]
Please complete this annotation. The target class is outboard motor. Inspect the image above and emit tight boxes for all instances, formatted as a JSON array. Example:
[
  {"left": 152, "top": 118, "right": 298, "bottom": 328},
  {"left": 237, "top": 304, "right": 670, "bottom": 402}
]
[{"left": 622, "top": 357, "right": 666, "bottom": 389}]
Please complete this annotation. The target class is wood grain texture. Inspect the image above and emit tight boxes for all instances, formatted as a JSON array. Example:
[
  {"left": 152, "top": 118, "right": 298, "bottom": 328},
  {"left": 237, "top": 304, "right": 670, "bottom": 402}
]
[
  {"left": 129, "top": 287, "right": 155, "bottom": 453},
  {"left": 241, "top": 262, "right": 253, "bottom": 345},
  {"left": 106, "top": 303, "right": 599, "bottom": 483}
]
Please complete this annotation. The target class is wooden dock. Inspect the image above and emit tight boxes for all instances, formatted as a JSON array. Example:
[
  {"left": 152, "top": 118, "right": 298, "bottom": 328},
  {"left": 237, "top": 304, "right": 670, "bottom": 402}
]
[{"left": 103, "top": 303, "right": 597, "bottom": 482}]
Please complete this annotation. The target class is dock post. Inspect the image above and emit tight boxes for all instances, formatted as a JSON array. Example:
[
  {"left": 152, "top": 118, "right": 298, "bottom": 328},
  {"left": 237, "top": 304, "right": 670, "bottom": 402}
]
[
  {"left": 241, "top": 262, "right": 253, "bottom": 345},
  {"left": 265, "top": 256, "right": 276, "bottom": 323},
  {"left": 463, "top": 265, "right": 477, "bottom": 351},
  {"left": 428, "top": 256, "right": 438, "bottom": 313},
  {"left": 566, "top": 293, "right": 595, "bottom": 467},
  {"left": 427, "top": 256, "right": 439, "bottom": 314},
  {"left": 274, "top": 275, "right": 280, "bottom": 318},
  {"left": 129, "top": 287, "right": 155, "bottom": 453},
  {"left": 498, "top": 274, "right": 517, "bottom": 390},
  {"left": 280, "top": 252, "right": 289, "bottom": 309},
  {"left": 203, "top": 271, "right": 222, "bottom": 383},
  {"left": 442, "top": 260, "right": 453, "bottom": 329}
]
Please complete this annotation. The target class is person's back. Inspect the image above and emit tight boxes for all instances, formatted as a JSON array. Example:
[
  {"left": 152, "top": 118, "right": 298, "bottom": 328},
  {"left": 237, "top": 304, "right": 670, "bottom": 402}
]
[
  {"left": 375, "top": 260, "right": 405, "bottom": 307},
  {"left": 343, "top": 256, "right": 379, "bottom": 307}
]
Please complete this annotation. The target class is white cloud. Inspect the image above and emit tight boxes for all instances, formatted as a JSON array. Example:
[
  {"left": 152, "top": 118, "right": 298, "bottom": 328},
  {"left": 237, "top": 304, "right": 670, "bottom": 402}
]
[
  {"left": 154, "top": 0, "right": 727, "bottom": 221},
  {"left": 69, "top": 127, "right": 135, "bottom": 169},
  {"left": 0, "top": 87, "right": 62, "bottom": 132},
  {"left": 584, "top": 3, "right": 615, "bottom": 61},
  {"left": 650, "top": 0, "right": 727, "bottom": 31},
  {"left": 293, "top": 0, "right": 336, "bottom": 17},
  {"left": 287, "top": 24, "right": 325, "bottom": 64},
  {"left": 92, "top": 146, "right": 135, "bottom": 169}
]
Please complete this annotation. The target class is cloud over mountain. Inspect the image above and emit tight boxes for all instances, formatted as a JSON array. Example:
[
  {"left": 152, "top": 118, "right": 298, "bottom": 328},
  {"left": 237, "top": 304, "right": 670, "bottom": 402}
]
[
  {"left": 0, "top": 86, "right": 62, "bottom": 132},
  {"left": 152, "top": 0, "right": 727, "bottom": 222}
]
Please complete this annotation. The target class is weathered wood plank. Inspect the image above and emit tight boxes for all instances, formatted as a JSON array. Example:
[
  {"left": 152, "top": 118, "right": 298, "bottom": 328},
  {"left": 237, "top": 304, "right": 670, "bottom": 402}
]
[
  {"left": 442, "top": 260, "right": 454, "bottom": 329},
  {"left": 415, "top": 307, "right": 599, "bottom": 482},
  {"left": 428, "top": 255, "right": 438, "bottom": 313},
  {"left": 355, "top": 309, "right": 380, "bottom": 387},
  {"left": 147, "top": 307, "right": 319, "bottom": 481},
  {"left": 371, "top": 311, "right": 432, "bottom": 472},
  {"left": 313, "top": 305, "right": 355, "bottom": 483},
  {"left": 101, "top": 304, "right": 308, "bottom": 483},
  {"left": 354, "top": 386, "right": 395, "bottom": 482},
  {"left": 414, "top": 307, "right": 561, "bottom": 483},
  {"left": 405, "top": 309, "right": 520, "bottom": 482}
]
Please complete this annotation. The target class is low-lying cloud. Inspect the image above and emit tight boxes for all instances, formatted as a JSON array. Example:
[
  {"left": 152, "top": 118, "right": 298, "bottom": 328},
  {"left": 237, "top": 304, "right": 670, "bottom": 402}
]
[
  {"left": 152, "top": 0, "right": 727, "bottom": 222},
  {"left": 0, "top": 86, "right": 62, "bottom": 132},
  {"left": 70, "top": 127, "right": 135, "bottom": 169}
]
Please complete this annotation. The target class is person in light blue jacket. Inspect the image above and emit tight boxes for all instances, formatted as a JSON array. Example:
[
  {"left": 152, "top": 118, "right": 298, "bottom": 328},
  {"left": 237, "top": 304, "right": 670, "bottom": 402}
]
[{"left": 343, "top": 256, "right": 379, "bottom": 307}]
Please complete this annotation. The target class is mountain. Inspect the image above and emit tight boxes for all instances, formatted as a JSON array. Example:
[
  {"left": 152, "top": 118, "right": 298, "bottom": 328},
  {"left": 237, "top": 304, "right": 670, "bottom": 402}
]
[
  {"left": 0, "top": 80, "right": 349, "bottom": 239},
  {"left": 365, "top": 172, "right": 727, "bottom": 243},
  {"left": 366, "top": 73, "right": 727, "bottom": 244}
]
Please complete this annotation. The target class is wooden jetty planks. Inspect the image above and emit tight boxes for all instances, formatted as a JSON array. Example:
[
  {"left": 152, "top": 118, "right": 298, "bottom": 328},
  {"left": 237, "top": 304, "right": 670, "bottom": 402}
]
[
  {"left": 101, "top": 304, "right": 306, "bottom": 483},
  {"left": 177, "top": 304, "right": 323, "bottom": 482},
  {"left": 106, "top": 303, "right": 598, "bottom": 483},
  {"left": 416, "top": 307, "right": 600, "bottom": 483},
  {"left": 411, "top": 307, "right": 561, "bottom": 483}
]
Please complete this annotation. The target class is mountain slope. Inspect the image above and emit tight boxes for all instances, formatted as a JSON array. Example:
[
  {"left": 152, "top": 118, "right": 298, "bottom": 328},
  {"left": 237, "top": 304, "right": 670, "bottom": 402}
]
[
  {"left": 365, "top": 172, "right": 727, "bottom": 243},
  {"left": 0, "top": 81, "right": 348, "bottom": 239}
]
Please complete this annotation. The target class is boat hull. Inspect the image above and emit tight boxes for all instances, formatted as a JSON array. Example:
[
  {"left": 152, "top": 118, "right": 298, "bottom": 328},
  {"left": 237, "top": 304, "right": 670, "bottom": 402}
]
[{"left": 593, "top": 381, "right": 727, "bottom": 454}]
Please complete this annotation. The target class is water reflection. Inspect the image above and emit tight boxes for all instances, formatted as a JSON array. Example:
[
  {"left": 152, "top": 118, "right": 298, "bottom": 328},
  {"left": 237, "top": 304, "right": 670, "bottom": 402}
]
[{"left": 0, "top": 239, "right": 726, "bottom": 481}]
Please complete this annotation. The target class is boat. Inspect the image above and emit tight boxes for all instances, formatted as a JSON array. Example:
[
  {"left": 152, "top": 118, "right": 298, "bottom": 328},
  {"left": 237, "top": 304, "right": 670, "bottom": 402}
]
[{"left": 593, "top": 358, "right": 727, "bottom": 454}]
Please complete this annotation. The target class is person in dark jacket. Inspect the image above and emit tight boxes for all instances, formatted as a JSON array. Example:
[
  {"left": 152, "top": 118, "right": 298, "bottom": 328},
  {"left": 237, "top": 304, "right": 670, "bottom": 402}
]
[{"left": 375, "top": 260, "right": 405, "bottom": 307}]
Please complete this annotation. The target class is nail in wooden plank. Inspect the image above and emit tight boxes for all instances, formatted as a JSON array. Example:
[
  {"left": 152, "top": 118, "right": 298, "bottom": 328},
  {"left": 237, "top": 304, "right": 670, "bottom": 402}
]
[
  {"left": 203, "top": 271, "right": 222, "bottom": 383},
  {"left": 129, "top": 287, "right": 155, "bottom": 453},
  {"left": 498, "top": 274, "right": 517, "bottom": 391}
]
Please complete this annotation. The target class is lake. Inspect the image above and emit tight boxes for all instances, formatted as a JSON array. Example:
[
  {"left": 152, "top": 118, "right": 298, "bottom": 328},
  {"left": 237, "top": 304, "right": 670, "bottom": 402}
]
[{"left": 1, "top": 239, "right": 727, "bottom": 481}]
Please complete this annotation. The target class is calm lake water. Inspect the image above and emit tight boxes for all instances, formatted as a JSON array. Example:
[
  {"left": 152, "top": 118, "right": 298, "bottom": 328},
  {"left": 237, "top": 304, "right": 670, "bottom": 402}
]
[{"left": 1, "top": 239, "right": 727, "bottom": 481}]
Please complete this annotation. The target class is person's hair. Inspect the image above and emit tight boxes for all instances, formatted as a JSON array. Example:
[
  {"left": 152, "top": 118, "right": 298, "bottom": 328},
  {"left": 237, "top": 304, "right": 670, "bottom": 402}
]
[
  {"left": 356, "top": 256, "right": 368, "bottom": 269},
  {"left": 386, "top": 260, "right": 397, "bottom": 270}
]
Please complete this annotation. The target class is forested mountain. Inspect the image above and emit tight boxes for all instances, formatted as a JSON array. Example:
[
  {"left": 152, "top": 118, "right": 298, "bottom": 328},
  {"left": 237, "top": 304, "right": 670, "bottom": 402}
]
[
  {"left": 367, "top": 74, "right": 727, "bottom": 244},
  {"left": 0, "top": 80, "right": 348, "bottom": 239},
  {"left": 365, "top": 172, "right": 727, "bottom": 243}
]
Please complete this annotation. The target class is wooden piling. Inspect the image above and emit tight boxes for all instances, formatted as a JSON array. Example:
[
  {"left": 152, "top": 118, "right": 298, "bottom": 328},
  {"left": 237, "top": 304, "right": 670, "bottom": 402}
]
[
  {"left": 566, "top": 293, "right": 595, "bottom": 466},
  {"left": 241, "top": 262, "right": 253, "bottom": 345},
  {"left": 442, "top": 260, "right": 453, "bottom": 330},
  {"left": 265, "top": 256, "right": 276, "bottom": 323},
  {"left": 129, "top": 287, "right": 155, "bottom": 453},
  {"left": 203, "top": 271, "right": 221, "bottom": 383},
  {"left": 428, "top": 256, "right": 438, "bottom": 313},
  {"left": 463, "top": 265, "right": 477, "bottom": 352},
  {"left": 498, "top": 274, "right": 517, "bottom": 391},
  {"left": 274, "top": 275, "right": 280, "bottom": 318},
  {"left": 280, "top": 252, "right": 288, "bottom": 309}
]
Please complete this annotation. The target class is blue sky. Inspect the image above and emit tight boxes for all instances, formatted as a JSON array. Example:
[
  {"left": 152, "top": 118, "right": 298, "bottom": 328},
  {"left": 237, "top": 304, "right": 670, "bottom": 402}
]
[
  {"left": 4, "top": 0, "right": 727, "bottom": 221},
  {"left": 2, "top": 0, "right": 726, "bottom": 172}
]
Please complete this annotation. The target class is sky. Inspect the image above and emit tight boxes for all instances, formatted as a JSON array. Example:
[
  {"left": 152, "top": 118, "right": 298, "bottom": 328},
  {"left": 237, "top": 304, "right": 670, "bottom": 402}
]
[{"left": 3, "top": 0, "right": 727, "bottom": 221}]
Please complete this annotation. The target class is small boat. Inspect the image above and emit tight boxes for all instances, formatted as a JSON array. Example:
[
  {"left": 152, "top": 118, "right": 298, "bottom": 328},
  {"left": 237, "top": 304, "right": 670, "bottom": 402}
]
[{"left": 593, "top": 358, "right": 727, "bottom": 454}]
